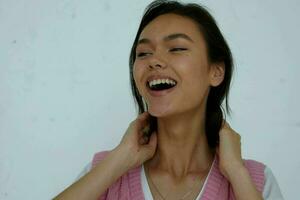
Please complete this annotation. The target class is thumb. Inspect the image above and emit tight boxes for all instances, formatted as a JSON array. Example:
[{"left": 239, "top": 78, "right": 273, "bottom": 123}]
[{"left": 148, "top": 131, "right": 157, "bottom": 147}]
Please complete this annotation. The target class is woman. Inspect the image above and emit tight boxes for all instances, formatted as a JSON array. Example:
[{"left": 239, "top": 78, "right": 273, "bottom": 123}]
[{"left": 54, "top": 0, "right": 284, "bottom": 199}]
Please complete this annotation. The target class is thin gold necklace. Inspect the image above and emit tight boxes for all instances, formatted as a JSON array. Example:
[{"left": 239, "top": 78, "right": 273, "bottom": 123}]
[{"left": 145, "top": 165, "right": 201, "bottom": 200}]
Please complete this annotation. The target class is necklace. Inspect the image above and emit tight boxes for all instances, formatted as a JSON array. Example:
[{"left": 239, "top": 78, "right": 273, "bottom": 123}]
[{"left": 145, "top": 165, "right": 201, "bottom": 200}]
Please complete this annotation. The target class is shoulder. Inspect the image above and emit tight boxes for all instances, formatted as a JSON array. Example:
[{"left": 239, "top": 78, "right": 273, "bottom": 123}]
[
  {"left": 238, "top": 159, "right": 284, "bottom": 199},
  {"left": 93, "top": 150, "right": 111, "bottom": 160},
  {"left": 262, "top": 165, "right": 285, "bottom": 199},
  {"left": 91, "top": 150, "right": 143, "bottom": 198},
  {"left": 242, "top": 159, "right": 266, "bottom": 192},
  {"left": 91, "top": 150, "right": 112, "bottom": 168},
  {"left": 243, "top": 159, "right": 266, "bottom": 170}
]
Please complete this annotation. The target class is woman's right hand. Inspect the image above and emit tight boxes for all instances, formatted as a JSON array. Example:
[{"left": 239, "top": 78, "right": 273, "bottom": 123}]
[
  {"left": 114, "top": 112, "right": 157, "bottom": 170},
  {"left": 53, "top": 112, "right": 156, "bottom": 200}
]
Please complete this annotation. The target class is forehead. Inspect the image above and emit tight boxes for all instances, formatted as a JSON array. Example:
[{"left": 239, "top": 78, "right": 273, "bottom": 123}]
[{"left": 139, "top": 13, "right": 203, "bottom": 42}]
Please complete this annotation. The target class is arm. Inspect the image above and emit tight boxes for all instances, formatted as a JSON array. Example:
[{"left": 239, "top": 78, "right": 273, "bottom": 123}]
[
  {"left": 53, "top": 147, "right": 131, "bottom": 200},
  {"left": 53, "top": 112, "right": 157, "bottom": 200}
]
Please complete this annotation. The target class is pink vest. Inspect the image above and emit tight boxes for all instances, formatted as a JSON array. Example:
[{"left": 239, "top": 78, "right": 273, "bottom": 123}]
[{"left": 92, "top": 151, "right": 265, "bottom": 200}]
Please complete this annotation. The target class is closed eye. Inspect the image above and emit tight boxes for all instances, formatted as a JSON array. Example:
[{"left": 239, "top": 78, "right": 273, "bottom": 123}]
[
  {"left": 137, "top": 52, "right": 152, "bottom": 58},
  {"left": 169, "top": 48, "right": 188, "bottom": 52}
]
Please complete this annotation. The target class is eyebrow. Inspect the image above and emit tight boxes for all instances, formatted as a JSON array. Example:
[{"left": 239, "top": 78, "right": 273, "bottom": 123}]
[{"left": 137, "top": 33, "right": 194, "bottom": 45}]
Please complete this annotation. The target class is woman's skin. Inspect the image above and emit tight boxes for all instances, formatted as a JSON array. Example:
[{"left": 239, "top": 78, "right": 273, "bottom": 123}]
[
  {"left": 133, "top": 13, "right": 263, "bottom": 200},
  {"left": 133, "top": 13, "right": 223, "bottom": 199},
  {"left": 54, "top": 14, "right": 263, "bottom": 200}
]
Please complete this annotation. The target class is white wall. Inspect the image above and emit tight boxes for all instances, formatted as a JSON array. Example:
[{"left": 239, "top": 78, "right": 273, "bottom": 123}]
[{"left": 0, "top": 0, "right": 299, "bottom": 199}]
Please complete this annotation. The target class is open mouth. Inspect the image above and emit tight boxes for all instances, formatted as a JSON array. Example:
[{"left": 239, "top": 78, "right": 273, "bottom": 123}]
[{"left": 147, "top": 80, "right": 177, "bottom": 91}]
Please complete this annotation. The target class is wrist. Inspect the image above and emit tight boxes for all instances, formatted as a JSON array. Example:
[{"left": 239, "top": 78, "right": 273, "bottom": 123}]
[
  {"left": 111, "top": 146, "right": 134, "bottom": 172},
  {"left": 223, "top": 164, "right": 263, "bottom": 200},
  {"left": 225, "top": 164, "right": 248, "bottom": 183}
]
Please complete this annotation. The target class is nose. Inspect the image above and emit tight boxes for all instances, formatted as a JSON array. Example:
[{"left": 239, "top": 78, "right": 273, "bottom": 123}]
[{"left": 148, "top": 54, "right": 167, "bottom": 70}]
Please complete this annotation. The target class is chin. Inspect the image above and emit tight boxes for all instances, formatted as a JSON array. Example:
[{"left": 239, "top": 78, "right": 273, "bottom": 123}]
[{"left": 148, "top": 106, "right": 175, "bottom": 118}]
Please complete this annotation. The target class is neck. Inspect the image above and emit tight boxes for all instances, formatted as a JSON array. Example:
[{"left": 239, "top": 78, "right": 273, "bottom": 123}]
[{"left": 147, "top": 105, "right": 215, "bottom": 180}]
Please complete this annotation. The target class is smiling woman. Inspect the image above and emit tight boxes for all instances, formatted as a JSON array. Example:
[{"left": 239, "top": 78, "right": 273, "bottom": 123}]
[{"left": 53, "top": 1, "right": 284, "bottom": 200}]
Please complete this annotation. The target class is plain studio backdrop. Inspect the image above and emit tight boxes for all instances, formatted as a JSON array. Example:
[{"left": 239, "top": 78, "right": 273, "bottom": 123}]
[{"left": 0, "top": 0, "right": 299, "bottom": 199}]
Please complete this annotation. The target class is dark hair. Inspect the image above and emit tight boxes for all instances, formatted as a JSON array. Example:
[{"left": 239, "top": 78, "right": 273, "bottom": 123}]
[{"left": 129, "top": 0, "right": 233, "bottom": 149}]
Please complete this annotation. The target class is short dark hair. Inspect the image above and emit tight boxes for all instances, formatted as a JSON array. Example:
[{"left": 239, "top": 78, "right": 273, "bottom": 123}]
[{"left": 129, "top": 0, "right": 234, "bottom": 148}]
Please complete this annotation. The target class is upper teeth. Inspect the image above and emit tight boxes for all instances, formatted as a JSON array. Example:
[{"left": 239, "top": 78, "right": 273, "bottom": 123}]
[{"left": 148, "top": 79, "right": 177, "bottom": 87}]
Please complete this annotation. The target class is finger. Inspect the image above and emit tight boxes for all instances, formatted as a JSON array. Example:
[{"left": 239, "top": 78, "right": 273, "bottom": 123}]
[
  {"left": 137, "top": 112, "right": 150, "bottom": 120},
  {"left": 221, "top": 121, "right": 233, "bottom": 134},
  {"left": 136, "top": 112, "right": 150, "bottom": 128},
  {"left": 221, "top": 120, "right": 229, "bottom": 128},
  {"left": 139, "top": 135, "right": 148, "bottom": 145},
  {"left": 130, "top": 112, "right": 149, "bottom": 131},
  {"left": 133, "top": 112, "right": 149, "bottom": 125},
  {"left": 142, "top": 131, "right": 157, "bottom": 152},
  {"left": 148, "top": 131, "right": 157, "bottom": 147}
]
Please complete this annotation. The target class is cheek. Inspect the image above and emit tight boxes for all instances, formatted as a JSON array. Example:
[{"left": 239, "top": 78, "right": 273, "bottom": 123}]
[
  {"left": 186, "top": 72, "right": 209, "bottom": 94},
  {"left": 133, "top": 62, "right": 141, "bottom": 81},
  {"left": 191, "top": 66, "right": 210, "bottom": 91},
  {"left": 175, "top": 57, "right": 210, "bottom": 94},
  {"left": 133, "top": 62, "right": 145, "bottom": 92},
  {"left": 173, "top": 55, "right": 209, "bottom": 80}
]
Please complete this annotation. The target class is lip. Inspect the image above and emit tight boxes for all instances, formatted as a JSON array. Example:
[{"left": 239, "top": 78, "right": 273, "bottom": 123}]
[{"left": 146, "top": 83, "right": 177, "bottom": 97}]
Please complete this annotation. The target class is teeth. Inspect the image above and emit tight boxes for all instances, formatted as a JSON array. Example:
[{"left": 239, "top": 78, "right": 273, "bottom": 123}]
[{"left": 148, "top": 79, "right": 177, "bottom": 88}]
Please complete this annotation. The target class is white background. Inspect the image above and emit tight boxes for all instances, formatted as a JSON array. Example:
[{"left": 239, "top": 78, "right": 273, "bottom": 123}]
[{"left": 0, "top": 0, "right": 299, "bottom": 199}]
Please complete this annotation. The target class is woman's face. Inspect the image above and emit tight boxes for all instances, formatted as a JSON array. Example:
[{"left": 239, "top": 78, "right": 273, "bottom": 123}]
[{"left": 133, "top": 14, "right": 223, "bottom": 117}]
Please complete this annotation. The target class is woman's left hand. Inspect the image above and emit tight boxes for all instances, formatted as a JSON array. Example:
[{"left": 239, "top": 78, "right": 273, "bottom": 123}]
[{"left": 216, "top": 121, "right": 245, "bottom": 181}]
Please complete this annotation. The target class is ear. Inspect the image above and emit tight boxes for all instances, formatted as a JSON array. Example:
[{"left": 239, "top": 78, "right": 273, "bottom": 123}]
[{"left": 209, "top": 62, "right": 225, "bottom": 87}]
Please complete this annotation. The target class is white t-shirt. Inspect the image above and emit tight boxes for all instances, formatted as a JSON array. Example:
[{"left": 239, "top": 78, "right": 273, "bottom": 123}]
[{"left": 77, "top": 160, "right": 284, "bottom": 200}]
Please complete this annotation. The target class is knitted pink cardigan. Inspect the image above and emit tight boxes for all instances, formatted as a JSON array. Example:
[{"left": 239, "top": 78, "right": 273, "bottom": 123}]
[{"left": 92, "top": 151, "right": 265, "bottom": 200}]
